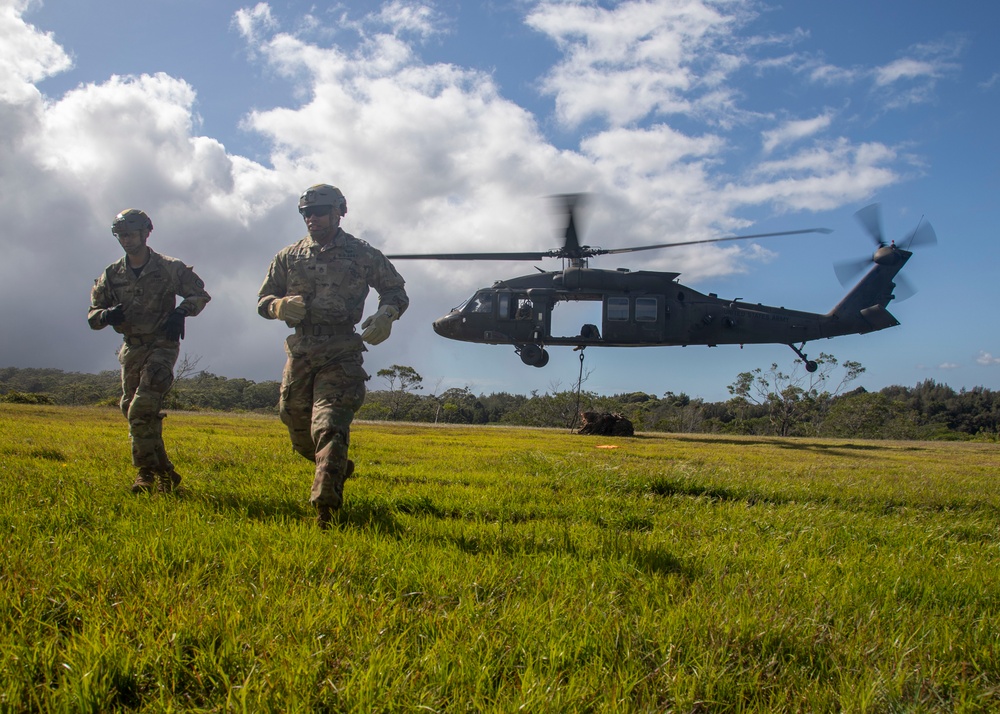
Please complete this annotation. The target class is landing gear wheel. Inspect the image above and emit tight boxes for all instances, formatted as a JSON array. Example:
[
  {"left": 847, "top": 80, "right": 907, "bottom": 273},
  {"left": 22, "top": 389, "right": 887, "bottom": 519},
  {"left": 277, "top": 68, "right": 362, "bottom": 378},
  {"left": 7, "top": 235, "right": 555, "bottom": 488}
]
[
  {"left": 518, "top": 344, "right": 549, "bottom": 367},
  {"left": 788, "top": 343, "right": 818, "bottom": 373}
]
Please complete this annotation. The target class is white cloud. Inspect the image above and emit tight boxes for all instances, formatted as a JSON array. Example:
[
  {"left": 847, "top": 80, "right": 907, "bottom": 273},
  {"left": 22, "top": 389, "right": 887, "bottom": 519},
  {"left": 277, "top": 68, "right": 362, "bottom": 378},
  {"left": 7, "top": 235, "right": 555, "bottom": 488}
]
[
  {"left": 0, "top": 0, "right": 72, "bottom": 102},
  {"left": 0, "top": 0, "right": 934, "bottom": 387},
  {"left": 232, "top": 2, "right": 279, "bottom": 48},
  {"left": 526, "top": 0, "right": 749, "bottom": 128},
  {"left": 875, "top": 58, "right": 940, "bottom": 87},
  {"left": 738, "top": 139, "right": 899, "bottom": 211},
  {"left": 977, "top": 352, "right": 1000, "bottom": 366},
  {"left": 808, "top": 63, "right": 860, "bottom": 86},
  {"left": 372, "top": 1, "right": 443, "bottom": 39},
  {"left": 761, "top": 112, "right": 834, "bottom": 154},
  {"left": 871, "top": 38, "right": 962, "bottom": 110}
]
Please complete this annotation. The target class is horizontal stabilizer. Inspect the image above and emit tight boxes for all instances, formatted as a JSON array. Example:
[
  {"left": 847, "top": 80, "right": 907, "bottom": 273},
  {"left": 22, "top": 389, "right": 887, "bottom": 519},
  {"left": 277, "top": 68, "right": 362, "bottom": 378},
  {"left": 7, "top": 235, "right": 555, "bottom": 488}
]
[{"left": 859, "top": 305, "right": 900, "bottom": 332}]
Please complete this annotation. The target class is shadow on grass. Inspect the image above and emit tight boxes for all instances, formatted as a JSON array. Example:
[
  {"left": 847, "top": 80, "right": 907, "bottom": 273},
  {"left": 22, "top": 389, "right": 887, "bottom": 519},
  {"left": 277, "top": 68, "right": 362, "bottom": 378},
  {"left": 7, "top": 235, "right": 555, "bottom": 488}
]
[
  {"left": 645, "top": 477, "right": 789, "bottom": 506},
  {"left": 440, "top": 528, "right": 690, "bottom": 578},
  {"left": 673, "top": 435, "right": 922, "bottom": 453},
  {"left": 187, "top": 489, "right": 410, "bottom": 535},
  {"left": 330, "top": 499, "right": 405, "bottom": 535},
  {"left": 188, "top": 489, "right": 307, "bottom": 523}
]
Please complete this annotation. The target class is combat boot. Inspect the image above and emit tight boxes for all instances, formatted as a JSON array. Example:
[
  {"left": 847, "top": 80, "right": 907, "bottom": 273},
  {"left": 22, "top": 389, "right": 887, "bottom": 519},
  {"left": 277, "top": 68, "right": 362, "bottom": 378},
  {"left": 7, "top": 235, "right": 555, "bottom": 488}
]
[
  {"left": 157, "top": 469, "right": 182, "bottom": 494},
  {"left": 316, "top": 461, "right": 354, "bottom": 529},
  {"left": 317, "top": 503, "right": 335, "bottom": 529},
  {"left": 131, "top": 468, "right": 157, "bottom": 494}
]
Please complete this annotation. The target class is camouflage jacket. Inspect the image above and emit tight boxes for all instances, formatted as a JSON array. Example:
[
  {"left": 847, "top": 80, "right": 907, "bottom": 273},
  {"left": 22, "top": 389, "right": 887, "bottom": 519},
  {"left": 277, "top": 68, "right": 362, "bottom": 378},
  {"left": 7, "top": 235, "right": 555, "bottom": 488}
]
[
  {"left": 88, "top": 250, "right": 211, "bottom": 338},
  {"left": 257, "top": 229, "right": 408, "bottom": 328}
]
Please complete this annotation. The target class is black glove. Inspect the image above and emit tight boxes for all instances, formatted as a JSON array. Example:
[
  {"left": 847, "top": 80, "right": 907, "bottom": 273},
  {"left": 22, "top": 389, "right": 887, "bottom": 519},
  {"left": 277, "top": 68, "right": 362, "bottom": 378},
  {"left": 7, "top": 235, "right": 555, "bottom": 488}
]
[
  {"left": 164, "top": 308, "right": 187, "bottom": 341},
  {"left": 103, "top": 304, "right": 126, "bottom": 326}
]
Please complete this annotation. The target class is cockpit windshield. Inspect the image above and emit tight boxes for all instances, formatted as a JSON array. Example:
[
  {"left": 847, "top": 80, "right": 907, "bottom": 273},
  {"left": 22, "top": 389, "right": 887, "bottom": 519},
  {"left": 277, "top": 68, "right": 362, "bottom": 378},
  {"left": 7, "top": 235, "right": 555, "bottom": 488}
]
[{"left": 461, "top": 291, "right": 494, "bottom": 314}]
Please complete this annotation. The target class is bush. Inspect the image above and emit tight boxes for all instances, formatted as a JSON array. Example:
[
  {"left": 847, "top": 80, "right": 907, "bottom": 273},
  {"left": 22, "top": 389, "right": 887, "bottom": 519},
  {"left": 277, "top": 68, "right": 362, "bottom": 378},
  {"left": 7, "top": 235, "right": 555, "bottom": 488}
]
[{"left": 0, "top": 391, "right": 56, "bottom": 405}]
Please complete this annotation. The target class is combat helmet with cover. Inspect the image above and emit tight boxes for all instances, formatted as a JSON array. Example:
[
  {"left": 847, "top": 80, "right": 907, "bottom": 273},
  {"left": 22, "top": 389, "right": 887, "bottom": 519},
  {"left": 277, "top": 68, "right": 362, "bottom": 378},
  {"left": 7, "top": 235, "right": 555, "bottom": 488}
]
[
  {"left": 112, "top": 208, "right": 153, "bottom": 235},
  {"left": 298, "top": 184, "right": 347, "bottom": 217}
]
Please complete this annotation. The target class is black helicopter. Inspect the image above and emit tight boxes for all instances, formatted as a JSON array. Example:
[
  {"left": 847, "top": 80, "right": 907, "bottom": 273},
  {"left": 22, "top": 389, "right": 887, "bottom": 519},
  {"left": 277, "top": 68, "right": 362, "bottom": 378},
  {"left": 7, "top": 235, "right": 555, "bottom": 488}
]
[{"left": 387, "top": 197, "right": 936, "bottom": 371}]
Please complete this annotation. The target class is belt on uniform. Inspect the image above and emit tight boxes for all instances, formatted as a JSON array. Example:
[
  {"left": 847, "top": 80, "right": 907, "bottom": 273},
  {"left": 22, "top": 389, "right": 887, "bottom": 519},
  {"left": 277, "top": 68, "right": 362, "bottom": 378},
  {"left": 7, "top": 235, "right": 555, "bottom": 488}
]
[
  {"left": 294, "top": 324, "right": 355, "bottom": 337},
  {"left": 124, "top": 335, "right": 159, "bottom": 347}
]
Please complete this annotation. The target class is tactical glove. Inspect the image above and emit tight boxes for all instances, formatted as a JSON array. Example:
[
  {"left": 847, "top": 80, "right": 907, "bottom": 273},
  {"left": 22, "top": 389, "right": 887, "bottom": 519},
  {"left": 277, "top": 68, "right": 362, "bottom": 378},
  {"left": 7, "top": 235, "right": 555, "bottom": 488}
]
[
  {"left": 164, "top": 308, "right": 187, "bottom": 341},
  {"left": 102, "top": 304, "right": 126, "bottom": 326},
  {"left": 361, "top": 305, "right": 399, "bottom": 345},
  {"left": 269, "top": 295, "right": 307, "bottom": 325}
]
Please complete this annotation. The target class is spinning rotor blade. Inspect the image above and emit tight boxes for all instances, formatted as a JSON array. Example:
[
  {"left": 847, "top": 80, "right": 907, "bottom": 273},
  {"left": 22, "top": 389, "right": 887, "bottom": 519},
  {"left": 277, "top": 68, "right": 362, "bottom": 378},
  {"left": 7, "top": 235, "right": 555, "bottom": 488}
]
[
  {"left": 551, "top": 193, "right": 588, "bottom": 257},
  {"left": 835, "top": 204, "right": 936, "bottom": 297},
  {"left": 893, "top": 274, "right": 917, "bottom": 302},
  {"left": 598, "top": 227, "right": 833, "bottom": 256},
  {"left": 389, "top": 191, "right": 830, "bottom": 263},
  {"left": 835, "top": 254, "right": 919, "bottom": 299},
  {"left": 855, "top": 203, "right": 886, "bottom": 247},
  {"left": 834, "top": 256, "right": 871, "bottom": 287},
  {"left": 901, "top": 220, "right": 937, "bottom": 250},
  {"left": 388, "top": 227, "right": 832, "bottom": 262},
  {"left": 387, "top": 250, "right": 552, "bottom": 261}
]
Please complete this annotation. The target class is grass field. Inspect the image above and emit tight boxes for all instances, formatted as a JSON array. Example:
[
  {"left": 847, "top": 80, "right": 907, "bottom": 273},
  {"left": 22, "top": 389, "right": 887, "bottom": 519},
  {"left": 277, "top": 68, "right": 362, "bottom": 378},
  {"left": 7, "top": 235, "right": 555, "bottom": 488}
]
[{"left": 2, "top": 404, "right": 999, "bottom": 712}]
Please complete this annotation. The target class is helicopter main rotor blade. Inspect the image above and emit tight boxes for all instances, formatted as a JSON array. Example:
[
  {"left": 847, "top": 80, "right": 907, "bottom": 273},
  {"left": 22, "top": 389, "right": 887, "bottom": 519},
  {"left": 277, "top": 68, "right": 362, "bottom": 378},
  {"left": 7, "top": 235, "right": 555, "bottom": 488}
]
[
  {"left": 597, "top": 227, "right": 833, "bottom": 256},
  {"left": 386, "top": 251, "right": 554, "bottom": 261},
  {"left": 855, "top": 203, "right": 886, "bottom": 247},
  {"left": 550, "top": 193, "right": 588, "bottom": 255}
]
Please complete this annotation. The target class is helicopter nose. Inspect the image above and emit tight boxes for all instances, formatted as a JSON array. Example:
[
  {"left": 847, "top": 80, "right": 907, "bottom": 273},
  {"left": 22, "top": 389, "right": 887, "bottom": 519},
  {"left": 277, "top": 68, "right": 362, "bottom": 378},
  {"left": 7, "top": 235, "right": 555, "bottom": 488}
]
[{"left": 433, "top": 313, "right": 461, "bottom": 337}]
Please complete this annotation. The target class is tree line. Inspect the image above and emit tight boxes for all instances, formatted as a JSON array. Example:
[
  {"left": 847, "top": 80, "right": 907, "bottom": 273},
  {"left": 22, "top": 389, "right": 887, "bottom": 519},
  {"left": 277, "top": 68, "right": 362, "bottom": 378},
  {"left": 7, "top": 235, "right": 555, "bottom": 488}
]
[{"left": 2, "top": 356, "right": 999, "bottom": 441}]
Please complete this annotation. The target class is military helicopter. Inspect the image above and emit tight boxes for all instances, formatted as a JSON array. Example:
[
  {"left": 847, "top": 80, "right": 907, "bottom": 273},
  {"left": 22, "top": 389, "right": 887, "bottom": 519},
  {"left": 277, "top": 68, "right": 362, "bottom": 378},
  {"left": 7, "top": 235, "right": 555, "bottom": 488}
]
[{"left": 387, "top": 197, "right": 936, "bottom": 371}]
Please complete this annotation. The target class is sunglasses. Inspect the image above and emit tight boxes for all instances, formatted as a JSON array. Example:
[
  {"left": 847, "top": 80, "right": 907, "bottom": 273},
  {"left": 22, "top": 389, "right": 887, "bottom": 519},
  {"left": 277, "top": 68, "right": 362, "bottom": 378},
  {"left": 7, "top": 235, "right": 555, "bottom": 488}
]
[{"left": 299, "top": 206, "right": 333, "bottom": 218}]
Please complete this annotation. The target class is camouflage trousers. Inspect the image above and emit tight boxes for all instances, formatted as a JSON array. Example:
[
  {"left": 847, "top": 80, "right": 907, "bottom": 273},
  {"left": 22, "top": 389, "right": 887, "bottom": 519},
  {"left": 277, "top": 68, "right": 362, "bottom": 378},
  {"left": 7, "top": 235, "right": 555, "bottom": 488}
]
[
  {"left": 279, "top": 333, "right": 368, "bottom": 509},
  {"left": 118, "top": 339, "right": 180, "bottom": 471}
]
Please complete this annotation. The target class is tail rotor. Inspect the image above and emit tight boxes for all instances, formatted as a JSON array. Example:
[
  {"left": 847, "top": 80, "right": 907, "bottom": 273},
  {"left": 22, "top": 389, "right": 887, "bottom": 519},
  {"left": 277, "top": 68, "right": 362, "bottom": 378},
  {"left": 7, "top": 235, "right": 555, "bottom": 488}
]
[{"left": 834, "top": 203, "right": 935, "bottom": 301}]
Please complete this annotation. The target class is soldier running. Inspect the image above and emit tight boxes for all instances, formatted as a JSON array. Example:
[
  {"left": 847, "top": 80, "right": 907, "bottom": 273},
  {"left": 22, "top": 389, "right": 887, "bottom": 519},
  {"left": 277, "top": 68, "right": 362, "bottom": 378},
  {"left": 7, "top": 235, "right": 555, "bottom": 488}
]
[
  {"left": 258, "top": 184, "right": 408, "bottom": 528},
  {"left": 88, "top": 209, "right": 211, "bottom": 493}
]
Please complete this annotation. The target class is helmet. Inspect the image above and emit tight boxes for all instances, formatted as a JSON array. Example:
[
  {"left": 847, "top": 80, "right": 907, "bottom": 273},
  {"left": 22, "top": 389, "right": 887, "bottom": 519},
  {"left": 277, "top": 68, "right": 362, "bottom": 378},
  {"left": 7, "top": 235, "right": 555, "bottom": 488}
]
[
  {"left": 298, "top": 184, "right": 347, "bottom": 216},
  {"left": 112, "top": 209, "right": 153, "bottom": 235}
]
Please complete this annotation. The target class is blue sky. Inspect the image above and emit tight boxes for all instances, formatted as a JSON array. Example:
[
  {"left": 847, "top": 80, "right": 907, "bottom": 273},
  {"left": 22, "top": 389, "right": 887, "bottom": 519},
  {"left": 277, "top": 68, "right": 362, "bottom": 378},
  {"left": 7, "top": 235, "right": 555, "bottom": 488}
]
[{"left": 3, "top": 0, "right": 998, "bottom": 402}]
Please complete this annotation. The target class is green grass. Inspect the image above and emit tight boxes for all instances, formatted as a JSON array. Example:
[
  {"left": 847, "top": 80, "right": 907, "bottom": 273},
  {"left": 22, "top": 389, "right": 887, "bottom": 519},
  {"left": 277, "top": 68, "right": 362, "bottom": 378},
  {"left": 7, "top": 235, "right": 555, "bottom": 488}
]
[{"left": 2, "top": 404, "right": 1000, "bottom": 712}]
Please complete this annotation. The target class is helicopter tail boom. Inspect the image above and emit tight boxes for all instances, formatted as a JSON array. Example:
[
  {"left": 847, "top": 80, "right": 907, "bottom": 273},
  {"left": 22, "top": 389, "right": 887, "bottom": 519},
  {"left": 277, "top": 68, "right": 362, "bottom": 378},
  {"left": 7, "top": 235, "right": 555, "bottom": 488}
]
[{"left": 827, "top": 247, "right": 911, "bottom": 335}]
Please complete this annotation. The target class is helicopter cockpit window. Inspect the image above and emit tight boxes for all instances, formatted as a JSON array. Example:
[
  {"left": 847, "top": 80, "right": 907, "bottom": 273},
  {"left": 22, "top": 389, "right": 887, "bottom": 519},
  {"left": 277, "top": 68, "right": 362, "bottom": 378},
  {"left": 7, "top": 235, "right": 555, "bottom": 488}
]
[
  {"left": 607, "top": 297, "right": 629, "bottom": 321},
  {"left": 465, "top": 292, "right": 494, "bottom": 314},
  {"left": 635, "top": 297, "right": 658, "bottom": 322}
]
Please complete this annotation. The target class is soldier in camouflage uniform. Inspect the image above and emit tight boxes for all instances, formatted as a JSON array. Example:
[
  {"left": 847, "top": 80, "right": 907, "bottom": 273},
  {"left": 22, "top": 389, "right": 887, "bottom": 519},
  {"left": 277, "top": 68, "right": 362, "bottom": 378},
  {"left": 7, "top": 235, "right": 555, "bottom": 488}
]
[
  {"left": 258, "top": 184, "right": 408, "bottom": 528},
  {"left": 88, "top": 209, "right": 211, "bottom": 494}
]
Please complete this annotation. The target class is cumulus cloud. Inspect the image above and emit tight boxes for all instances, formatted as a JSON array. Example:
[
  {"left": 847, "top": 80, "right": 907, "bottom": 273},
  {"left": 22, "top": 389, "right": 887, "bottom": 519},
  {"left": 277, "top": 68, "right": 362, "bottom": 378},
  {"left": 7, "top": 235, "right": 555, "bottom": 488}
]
[
  {"left": 526, "top": 0, "right": 747, "bottom": 127},
  {"left": 977, "top": 352, "right": 1000, "bottom": 366},
  {"left": 0, "top": 0, "right": 953, "bottom": 390},
  {"left": 0, "top": 0, "right": 72, "bottom": 100}
]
